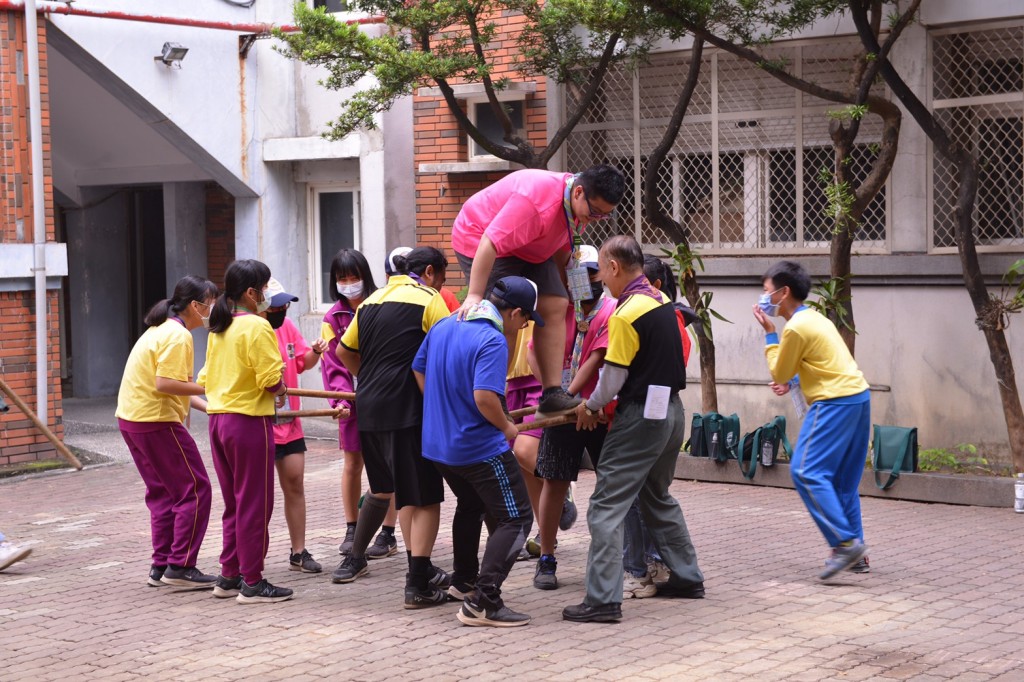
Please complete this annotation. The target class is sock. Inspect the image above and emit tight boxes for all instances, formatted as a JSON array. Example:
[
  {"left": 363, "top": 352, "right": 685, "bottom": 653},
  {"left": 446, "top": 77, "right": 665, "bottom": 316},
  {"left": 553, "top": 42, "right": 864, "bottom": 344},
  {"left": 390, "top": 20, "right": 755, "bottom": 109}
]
[
  {"left": 409, "top": 556, "right": 431, "bottom": 590},
  {"left": 406, "top": 549, "right": 412, "bottom": 568},
  {"left": 346, "top": 521, "right": 357, "bottom": 530},
  {"left": 381, "top": 525, "right": 395, "bottom": 536},
  {"left": 351, "top": 493, "right": 390, "bottom": 559},
  {"left": 541, "top": 386, "right": 561, "bottom": 397},
  {"left": 839, "top": 540, "right": 853, "bottom": 547}
]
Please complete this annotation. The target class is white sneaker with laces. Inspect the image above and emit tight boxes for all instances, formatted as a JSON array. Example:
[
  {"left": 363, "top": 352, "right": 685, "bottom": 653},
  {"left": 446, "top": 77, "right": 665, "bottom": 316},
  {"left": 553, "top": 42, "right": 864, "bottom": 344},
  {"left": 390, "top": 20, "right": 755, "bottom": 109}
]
[{"left": 623, "top": 571, "right": 657, "bottom": 599}]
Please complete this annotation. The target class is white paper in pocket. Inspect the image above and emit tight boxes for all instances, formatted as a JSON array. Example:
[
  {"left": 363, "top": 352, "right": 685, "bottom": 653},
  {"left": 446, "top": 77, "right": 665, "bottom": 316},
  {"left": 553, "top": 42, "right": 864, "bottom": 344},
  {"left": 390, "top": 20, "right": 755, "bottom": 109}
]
[{"left": 643, "top": 385, "right": 671, "bottom": 420}]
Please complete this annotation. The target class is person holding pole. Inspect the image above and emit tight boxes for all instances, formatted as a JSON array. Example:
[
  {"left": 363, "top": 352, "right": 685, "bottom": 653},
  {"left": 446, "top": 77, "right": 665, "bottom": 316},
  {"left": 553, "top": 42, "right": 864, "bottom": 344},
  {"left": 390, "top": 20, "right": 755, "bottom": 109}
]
[
  {"left": 198, "top": 259, "right": 292, "bottom": 604},
  {"left": 115, "top": 275, "right": 219, "bottom": 590}
]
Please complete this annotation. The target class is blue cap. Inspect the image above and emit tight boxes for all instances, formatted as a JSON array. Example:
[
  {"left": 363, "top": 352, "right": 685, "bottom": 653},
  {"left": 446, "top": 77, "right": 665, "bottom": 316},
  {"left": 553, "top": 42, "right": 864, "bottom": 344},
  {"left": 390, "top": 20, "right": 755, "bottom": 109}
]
[{"left": 492, "top": 276, "right": 545, "bottom": 327}]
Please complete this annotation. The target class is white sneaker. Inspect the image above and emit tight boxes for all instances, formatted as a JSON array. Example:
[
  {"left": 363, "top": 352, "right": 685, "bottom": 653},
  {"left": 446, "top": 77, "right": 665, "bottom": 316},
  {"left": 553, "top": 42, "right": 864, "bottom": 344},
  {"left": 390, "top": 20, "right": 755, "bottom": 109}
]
[
  {"left": 647, "top": 560, "right": 671, "bottom": 583},
  {"left": 0, "top": 542, "right": 32, "bottom": 571},
  {"left": 623, "top": 571, "right": 656, "bottom": 599}
]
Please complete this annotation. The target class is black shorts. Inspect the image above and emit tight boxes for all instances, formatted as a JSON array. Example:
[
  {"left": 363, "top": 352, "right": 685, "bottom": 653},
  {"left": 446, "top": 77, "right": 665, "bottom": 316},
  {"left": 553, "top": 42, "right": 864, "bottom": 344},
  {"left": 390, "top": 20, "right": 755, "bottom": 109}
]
[
  {"left": 535, "top": 423, "right": 608, "bottom": 481},
  {"left": 361, "top": 426, "right": 444, "bottom": 510},
  {"left": 274, "top": 437, "right": 307, "bottom": 460},
  {"left": 455, "top": 251, "right": 568, "bottom": 298}
]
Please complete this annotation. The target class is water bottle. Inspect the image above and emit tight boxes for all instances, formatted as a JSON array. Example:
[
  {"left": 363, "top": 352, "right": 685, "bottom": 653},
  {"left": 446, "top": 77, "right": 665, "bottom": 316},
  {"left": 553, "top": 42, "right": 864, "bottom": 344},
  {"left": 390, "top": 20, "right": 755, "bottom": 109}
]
[{"left": 1015, "top": 473, "right": 1024, "bottom": 513}]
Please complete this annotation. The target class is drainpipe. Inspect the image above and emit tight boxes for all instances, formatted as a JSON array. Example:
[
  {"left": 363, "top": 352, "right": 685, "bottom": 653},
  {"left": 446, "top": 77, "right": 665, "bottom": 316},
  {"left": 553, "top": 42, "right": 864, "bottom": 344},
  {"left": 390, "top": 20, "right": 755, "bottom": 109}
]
[
  {"left": 0, "top": 0, "right": 385, "bottom": 31},
  {"left": 25, "top": 0, "right": 47, "bottom": 425}
]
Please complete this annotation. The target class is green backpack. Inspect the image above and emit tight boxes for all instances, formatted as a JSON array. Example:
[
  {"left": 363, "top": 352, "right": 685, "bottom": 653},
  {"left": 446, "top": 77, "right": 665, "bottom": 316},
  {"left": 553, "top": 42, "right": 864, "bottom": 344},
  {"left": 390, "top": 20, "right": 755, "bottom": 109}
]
[
  {"left": 738, "top": 416, "right": 793, "bottom": 480},
  {"left": 685, "top": 412, "right": 741, "bottom": 463}
]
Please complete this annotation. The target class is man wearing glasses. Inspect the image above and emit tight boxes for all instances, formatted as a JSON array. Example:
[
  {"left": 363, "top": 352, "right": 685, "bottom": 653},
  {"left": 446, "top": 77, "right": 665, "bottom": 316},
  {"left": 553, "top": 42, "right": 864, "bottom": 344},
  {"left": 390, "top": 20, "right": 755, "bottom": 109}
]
[{"left": 452, "top": 164, "right": 626, "bottom": 416}]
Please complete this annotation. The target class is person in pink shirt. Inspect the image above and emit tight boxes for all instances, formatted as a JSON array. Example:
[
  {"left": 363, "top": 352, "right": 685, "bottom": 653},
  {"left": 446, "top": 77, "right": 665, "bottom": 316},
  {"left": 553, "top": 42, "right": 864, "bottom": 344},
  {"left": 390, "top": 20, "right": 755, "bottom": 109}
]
[
  {"left": 265, "top": 278, "right": 328, "bottom": 575},
  {"left": 452, "top": 165, "right": 625, "bottom": 416}
]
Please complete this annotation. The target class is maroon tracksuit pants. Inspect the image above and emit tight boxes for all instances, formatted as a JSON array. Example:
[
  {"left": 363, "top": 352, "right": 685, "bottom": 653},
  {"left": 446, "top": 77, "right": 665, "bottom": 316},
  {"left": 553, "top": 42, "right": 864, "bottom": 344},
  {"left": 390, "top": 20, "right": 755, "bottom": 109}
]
[
  {"left": 119, "top": 419, "right": 212, "bottom": 568},
  {"left": 209, "top": 413, "right": 275, "bottom": 584}
]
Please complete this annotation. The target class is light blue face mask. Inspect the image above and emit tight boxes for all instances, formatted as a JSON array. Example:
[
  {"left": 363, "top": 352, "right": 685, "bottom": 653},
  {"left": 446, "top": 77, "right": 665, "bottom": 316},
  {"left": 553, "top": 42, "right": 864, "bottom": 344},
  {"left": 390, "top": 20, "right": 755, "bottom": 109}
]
[{"left": 757, "top": 290, "right": 781, "bottom": 317}]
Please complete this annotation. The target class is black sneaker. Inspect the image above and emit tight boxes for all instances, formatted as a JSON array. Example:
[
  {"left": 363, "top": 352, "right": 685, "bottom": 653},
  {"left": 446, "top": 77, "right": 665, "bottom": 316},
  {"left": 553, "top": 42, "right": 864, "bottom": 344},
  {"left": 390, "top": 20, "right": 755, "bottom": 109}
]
[
  {"left": 331, "top": 556, "right": 368, "bottom": 584},
  {"left": 404, "top": 584, "right": 449, "bottom": 609},
  {"left": 160, "top": 566, "right": 218, "bottom": 590},
  {"left": 654, "top": 580, "right": 705, "bottom": 599},
  {"left": 338, "top": 525, "right": 356, "bottom": 555},
  {"left": 236, "top": 578, "right": 294, "bottom": 604},
  {"left": 562, "top": 601, "right": 622, "bottom": 623},
  {"left": 537, "top": 389, "right": 581, "bottom": 416},
  {"left": 212, "top": 575, "right": 243, "bottom": 599},
  {"left": 428, "top": 564, "right": 451, "bottom": 590},
  {"left": 458, "top": 599, "right": 531, "bottom": 627},
  {"left": 447, "top": 580, "right": 476, "bottom": 602},
  {"left": 289, "top": 549, "right": 322, "bottom": 574},
  {"left": 148, "top": 565, "right": 167, "bottom": 587},
  {"left": 534, "top": 554, "right": 558, "bottom": 590},
  {"left": 366, "top": 531, "right": 398, "bottom": 559}
]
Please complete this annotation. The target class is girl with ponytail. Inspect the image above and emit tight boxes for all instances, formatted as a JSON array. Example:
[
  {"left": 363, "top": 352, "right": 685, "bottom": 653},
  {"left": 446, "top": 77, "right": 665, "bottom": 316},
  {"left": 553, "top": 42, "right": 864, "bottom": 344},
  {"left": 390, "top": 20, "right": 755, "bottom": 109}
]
[{"left": 116, "top": 275, "right": 218, "bottom": 590}]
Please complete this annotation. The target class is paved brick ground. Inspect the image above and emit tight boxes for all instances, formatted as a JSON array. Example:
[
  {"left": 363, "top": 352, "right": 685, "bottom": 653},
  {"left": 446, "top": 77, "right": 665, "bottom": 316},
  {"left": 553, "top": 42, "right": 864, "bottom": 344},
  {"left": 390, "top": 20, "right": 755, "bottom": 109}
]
[{"left": 3, "top": 435, "right": 1024, "bottom": 681}]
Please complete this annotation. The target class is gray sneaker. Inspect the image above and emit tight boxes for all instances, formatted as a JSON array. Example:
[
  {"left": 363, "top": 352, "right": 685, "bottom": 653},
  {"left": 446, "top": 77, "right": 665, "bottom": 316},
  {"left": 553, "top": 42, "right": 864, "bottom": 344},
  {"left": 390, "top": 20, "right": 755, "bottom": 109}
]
[
  {"left": 237, "top": 578, "right": 294, "bottom": 604},
  {"left": 289, "top": 549, "right": 322, "bottom": 573},
  {"left": 537, "top": 389, "right": 581, "bottom": 416},
  {"left": 366, "top": 531, "right": 398, "bottom": 559},
  {"left": 212, "top": 575, "right": 243, "bottom": 598},
  {"left": 428, "top": 565, "right": 452, "bottom": 590},
  {"left": 458, "top": 599, "right": 531, "bottom": 627},
  {"left": 147, "top": 565, "right": 167, "bottom": 587},
  {"left": 819, "top": 539, "right": 868, "bottom": 580},
  {"left": 160, "top": 566, "right": 218, "bottom": 590},
  {"left": 559, "top": 484, "right": 578, "bottom": 531},
  {"left": 533, "top": 555, "right": 558, "bottom": 590},
  {"left": 338, "top": 525, "right": 356, "bottom": 555},
  {"left": 331, "top": 556, "right": 368, "bottom": 584}
]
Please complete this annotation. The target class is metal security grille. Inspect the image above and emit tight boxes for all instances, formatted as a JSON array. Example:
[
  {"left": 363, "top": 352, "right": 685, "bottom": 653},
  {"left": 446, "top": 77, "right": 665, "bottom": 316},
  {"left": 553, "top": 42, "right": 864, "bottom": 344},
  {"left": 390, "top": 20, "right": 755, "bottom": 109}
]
[
  {"left": 564, "top": 38, "right": 890, "bottom": 253},
  {"left": 931, "top": 23, "right": 1024, "bottom": 251}
]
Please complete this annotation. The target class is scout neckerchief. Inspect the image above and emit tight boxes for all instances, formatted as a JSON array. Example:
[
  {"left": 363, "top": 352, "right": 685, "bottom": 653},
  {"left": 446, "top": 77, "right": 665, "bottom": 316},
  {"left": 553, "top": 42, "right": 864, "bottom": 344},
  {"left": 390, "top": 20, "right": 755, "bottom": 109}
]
[
  {"left": 465, "top": 299, "right": 503, "bottom": 332},
  {"left": 568, "top": 295, "right": 608, "bottom": 385},
  {"left": 616, "top": 274, "right": 663, "bottom": 308}
]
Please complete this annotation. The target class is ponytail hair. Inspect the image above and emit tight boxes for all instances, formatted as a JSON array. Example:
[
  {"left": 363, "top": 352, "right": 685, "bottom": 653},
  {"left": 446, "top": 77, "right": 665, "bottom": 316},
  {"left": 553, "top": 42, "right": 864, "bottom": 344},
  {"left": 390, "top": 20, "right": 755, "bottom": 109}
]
[
  {"left": 209, "top": 259, "right": 271, "bottom": 334},
  {"left": 144, "top": 275, "right": 218, "bottom": 327},
  {"left": 395, "top": 246, "right": 447, "bottom": 278}
]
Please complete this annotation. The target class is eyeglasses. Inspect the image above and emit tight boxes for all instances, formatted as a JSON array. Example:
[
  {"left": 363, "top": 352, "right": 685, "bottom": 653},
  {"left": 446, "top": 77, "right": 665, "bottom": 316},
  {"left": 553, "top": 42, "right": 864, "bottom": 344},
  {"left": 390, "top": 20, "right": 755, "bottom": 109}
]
[{"left": 583, "top": 190, "right": 613, "bottom": 220}]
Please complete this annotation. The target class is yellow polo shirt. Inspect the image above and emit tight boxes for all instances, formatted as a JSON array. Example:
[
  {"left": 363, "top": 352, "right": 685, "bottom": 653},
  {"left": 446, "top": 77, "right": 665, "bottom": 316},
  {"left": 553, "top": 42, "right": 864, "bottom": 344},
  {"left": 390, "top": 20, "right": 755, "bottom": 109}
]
[
  {"left": 115, "top": 319, "right": 193, "bottom": 424},
  {"left": 198, "top": 313, "right": 284, "bottom": 416}
]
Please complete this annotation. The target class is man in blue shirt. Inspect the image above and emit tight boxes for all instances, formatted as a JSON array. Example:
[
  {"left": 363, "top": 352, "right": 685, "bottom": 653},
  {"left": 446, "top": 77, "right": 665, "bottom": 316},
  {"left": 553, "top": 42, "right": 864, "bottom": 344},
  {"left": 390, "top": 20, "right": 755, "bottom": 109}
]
[{"left": 413, "top": 276, "right": 544, "bottom": 628}]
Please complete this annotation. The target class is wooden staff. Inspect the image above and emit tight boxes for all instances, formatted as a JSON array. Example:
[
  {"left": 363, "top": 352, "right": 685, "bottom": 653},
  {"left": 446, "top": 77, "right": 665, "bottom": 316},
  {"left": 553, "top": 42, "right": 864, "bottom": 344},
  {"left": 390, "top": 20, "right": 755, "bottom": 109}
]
[
  {"left": 276, "top": 409, "right": 340, "bottom": 419},
  {"left": 0, "top": 377, "right": 82, "bottom": 470},
  {"left": 516, "top": 412, "right": 580, "bottom": 431},
  {"left": 284, "top": 387, "right": 355, "bottom": 401},
  {"left": 508, "top": 405, "right": 537, "bottom": 419}
]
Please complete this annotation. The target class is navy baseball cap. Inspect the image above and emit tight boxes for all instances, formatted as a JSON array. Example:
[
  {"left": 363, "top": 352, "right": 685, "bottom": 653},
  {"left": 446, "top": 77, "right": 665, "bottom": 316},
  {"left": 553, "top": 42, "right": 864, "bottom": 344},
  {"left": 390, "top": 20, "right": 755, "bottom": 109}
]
[
  {"left": 492, "top": 276, "right": 545, "bottom": 327},
  {"left": 266, "top": 277, "right": 299, "bottom": 308}
]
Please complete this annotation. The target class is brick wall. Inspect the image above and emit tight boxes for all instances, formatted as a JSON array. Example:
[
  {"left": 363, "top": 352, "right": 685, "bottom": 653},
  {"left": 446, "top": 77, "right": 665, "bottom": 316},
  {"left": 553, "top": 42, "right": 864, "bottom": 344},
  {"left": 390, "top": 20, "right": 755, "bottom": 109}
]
[
  {"left": 413, "top": 10, "right": 550, "bottom": 288},
  {"left": 0, "top": 11, "right": 62, "bottom": 465},
  {"left": 205, "top": 183, "right": 235, "bottom": 288}
]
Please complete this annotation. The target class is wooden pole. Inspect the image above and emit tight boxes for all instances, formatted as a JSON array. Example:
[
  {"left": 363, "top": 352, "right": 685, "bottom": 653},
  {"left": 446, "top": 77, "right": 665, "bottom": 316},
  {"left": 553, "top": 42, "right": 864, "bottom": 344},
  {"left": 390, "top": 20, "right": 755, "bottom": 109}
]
[
  {"left": 0, "top": 377, "right": 82, "bottom": 470},
  {"left": 517, "top": 413, "right": 580, "bottom": 431},
  {"left": 276, "top": 409, "right": 339, "bottom": 419},
  {"left": 508, "top": 405, "right": 537, "bottom": 419},
  {"left": 284, "top": 387, "right": 355, "bottom": 400}
]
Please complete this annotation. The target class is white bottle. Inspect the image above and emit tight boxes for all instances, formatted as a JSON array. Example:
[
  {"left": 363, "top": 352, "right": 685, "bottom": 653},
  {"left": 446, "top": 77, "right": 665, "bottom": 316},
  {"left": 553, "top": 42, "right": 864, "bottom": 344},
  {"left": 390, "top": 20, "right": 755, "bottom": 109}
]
[{"left": 1015, "top": 473, "right": 1024, "bottom": 513}]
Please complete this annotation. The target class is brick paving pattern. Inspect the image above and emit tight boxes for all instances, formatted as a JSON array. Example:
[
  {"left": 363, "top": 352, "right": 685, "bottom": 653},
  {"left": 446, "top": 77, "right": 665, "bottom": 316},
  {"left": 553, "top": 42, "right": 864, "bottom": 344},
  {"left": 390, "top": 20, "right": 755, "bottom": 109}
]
[{"left": 3, "top": 437, "right": 1024, "bottom": 681}]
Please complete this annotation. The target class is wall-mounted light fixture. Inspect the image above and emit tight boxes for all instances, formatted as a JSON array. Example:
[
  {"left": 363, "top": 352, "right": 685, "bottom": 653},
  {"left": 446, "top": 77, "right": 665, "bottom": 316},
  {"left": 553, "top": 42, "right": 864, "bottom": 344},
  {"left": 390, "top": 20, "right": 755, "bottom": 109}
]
[{"left": 154, "top": 42, "right": 188, "bottom": 68}]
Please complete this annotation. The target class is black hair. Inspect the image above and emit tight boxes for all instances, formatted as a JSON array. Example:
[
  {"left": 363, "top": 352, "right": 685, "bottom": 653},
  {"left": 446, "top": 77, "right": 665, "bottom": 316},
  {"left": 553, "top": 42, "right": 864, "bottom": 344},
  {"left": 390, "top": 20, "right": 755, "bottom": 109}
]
[
  {"left": 395, "top": 246, "right": 448, "bottom": 279},
  {"left": 209, "top": 259, "right": 271, "bottom": 333},
  {"left": 329, "top": 249, "right": 378, "bottom": 304},
  {"left": 486, "top": 290, "right": 517, "bottom": 313},
  {"left": 144, "top": 275, "right": 218, "bottom": 327},
  {"left": 643, "top": 255, "right": 677, "bottom": 302},
  {"left": 763, "top": 260, "right": 811, "bottom": 301},
  {"left": 576, "top": 164, "right": 626, "bottom": 206},
  {"left": 601, "top": 235, "right": 644, "bottom": 271}
]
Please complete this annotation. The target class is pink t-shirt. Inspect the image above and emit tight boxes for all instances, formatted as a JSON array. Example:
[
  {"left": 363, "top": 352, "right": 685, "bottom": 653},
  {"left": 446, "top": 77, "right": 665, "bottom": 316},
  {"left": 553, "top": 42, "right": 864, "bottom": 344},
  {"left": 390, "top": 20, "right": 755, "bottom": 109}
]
[
  {"left": 543, "top": 297, "right": 614, "bottom": 399},
  {"left": 272, "top": 317, "right": 311, "bottom": 446},
  {"left": 451, "top": 170, "right": 577, "bottom": 263}
]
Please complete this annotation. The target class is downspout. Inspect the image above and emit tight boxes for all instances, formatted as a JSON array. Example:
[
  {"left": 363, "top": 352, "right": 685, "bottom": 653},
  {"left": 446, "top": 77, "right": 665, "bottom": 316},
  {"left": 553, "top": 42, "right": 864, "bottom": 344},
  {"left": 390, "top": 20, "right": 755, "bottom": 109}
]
[{"left": 25, "top": 0, "right": 47, "bottom": 425}]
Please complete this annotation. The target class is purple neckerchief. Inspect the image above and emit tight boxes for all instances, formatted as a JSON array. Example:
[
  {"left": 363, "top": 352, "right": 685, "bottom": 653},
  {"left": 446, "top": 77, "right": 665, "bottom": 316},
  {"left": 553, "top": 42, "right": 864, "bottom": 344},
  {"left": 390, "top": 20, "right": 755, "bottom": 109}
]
[{"left": 616, "top": 275, "right": 663, "bottom": 308}]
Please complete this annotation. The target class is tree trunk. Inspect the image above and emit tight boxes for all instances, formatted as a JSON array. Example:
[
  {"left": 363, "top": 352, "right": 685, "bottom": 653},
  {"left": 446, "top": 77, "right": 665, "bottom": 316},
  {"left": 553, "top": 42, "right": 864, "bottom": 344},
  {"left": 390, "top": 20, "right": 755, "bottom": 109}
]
[{"left": 681, "top": 272, "right": 718, "bottom": 413}]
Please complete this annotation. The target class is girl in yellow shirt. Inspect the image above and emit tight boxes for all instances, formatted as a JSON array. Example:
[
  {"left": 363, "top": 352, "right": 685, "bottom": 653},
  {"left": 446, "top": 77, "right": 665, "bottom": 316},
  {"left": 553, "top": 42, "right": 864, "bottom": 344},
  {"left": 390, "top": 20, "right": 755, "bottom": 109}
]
[
  {"left": 197, "top": 259, "right": 289, "bottom": 603},
  {"left": 115, "top": 275, "right": 218, "bottom": 590}
]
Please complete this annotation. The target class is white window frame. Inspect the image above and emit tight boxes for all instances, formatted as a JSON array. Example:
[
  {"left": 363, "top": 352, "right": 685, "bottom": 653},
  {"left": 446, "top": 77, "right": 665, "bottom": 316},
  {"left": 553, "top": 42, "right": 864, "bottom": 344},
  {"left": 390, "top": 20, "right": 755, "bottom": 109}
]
[
  {"left": 465, "top": 93, "right": 528, "bottom": 161},
  {"left": 308, "top": 184, "right": 361, "bottom": 312}
]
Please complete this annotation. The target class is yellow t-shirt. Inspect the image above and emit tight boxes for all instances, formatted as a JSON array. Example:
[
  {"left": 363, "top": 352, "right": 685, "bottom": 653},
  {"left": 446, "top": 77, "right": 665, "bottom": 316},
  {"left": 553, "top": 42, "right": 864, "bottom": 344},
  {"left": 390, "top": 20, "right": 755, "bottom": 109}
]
[
  {"left": 765, "top": 308, "right": 869, "bottom": 404},
  {"left": 115, "top": 319, "right": 193, "bottom": 424},
  {"left": 197, "top": 313, "right": 284, "bottom": 416}
]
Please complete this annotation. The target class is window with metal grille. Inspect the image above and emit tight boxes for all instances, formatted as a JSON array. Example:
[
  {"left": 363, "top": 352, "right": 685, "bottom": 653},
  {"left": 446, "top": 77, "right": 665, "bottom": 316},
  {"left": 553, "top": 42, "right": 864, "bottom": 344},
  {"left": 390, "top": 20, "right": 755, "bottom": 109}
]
[
  {"left": 563, "top": 39, "right": 889, "bottom": 253},
  {"left": 467, "top": 99, "right": 526, "bottom": 160},
  {"left": 931, "top": 23, "right": 1024, "bottom": 250}
]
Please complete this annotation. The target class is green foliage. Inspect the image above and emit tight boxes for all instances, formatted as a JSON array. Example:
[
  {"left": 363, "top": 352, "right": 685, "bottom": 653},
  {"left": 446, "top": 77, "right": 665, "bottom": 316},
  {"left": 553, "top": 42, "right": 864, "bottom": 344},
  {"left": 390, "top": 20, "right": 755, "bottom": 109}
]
[
  {"left": 805, "top": 275, "right": 856, "bottom": 335},
  {"left": 826, "top": 104, "right": 868, "bottom": 122},
  {"left": 661, "top": 243, "right": 731, "bottom": 342},
  {"left": 919, "top": 443, "right": 993, "bottom": 474},
  {"left": 816, "top": 165, "right": 855, "bottom": 227},
  {"left": 978, "top": 258, "right": 1024, "bottom": 331},
  {"left": 276, "top": 0, "right": 665, "bottom": 146}
]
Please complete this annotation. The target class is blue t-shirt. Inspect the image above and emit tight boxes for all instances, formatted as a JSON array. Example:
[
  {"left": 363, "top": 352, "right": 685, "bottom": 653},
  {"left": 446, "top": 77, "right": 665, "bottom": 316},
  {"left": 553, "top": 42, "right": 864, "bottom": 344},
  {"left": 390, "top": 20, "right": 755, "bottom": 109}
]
[{"left": 412, "top": 315, "right": 509, "bottom": 466}]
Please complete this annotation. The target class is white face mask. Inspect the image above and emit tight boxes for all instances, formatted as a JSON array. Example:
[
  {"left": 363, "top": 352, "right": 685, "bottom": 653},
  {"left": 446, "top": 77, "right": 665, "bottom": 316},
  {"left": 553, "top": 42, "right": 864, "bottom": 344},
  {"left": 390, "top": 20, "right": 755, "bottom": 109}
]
[
  {"left": 337, "top": 281, "right": 364, "bottom": 299},
  {"left": 196, "top": 301, "right": 213, "bottom": 329},
  {"left": 254, "top": 288, "right": 271, "bottom": 314}
]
